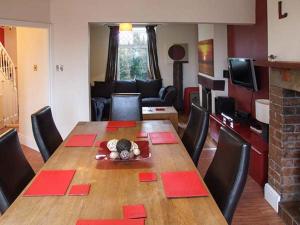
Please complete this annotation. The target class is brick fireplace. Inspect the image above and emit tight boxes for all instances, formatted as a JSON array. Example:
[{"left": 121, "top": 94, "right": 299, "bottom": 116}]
[{"left": 267, "top": 62, "right": 300, "bottom": 225}]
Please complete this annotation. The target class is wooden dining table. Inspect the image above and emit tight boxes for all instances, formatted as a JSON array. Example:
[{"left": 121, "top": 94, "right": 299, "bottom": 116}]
[{"left": 0, "top": 120, "right": 227, "bottom": 225}]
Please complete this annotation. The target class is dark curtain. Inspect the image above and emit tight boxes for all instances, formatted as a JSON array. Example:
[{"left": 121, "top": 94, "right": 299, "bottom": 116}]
[
  {"left": 146, "top": 25, "right": 161, "bottom": 80},
  {"left": 105, "top": 26, "right": 119, "bottom": 83}
]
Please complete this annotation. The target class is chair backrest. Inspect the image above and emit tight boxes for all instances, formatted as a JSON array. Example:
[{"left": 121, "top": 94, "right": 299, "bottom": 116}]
[
  {"left": 181, "top": 104, "right": 209, "bottom": 166},
  {"left": 110, "top": 93, "right": 142, "bottom": 121},
  {"left": 0, "top": 129, "right": 35, "bottom": 213},
  {"left": 31, "top": 106, "right": 63, "bottom": 162},
  {"left": 204, "top": 126, "right": 250, "bottom": 224}
]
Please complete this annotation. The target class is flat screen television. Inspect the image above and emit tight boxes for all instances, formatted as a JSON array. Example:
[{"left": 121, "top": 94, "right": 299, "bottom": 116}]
[{"left": 228, "top": 58, "right": 258, "bottom": 91}]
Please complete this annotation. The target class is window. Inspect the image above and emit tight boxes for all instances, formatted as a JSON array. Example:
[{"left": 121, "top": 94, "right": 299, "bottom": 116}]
[{"left": 118, "top": 27, "right": 148, "bottom": 80}]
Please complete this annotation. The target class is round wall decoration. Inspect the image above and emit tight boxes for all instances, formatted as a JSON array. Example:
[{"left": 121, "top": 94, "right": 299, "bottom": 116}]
[{"left": 168, "top": 44, "right": 186, "bottom": 61}]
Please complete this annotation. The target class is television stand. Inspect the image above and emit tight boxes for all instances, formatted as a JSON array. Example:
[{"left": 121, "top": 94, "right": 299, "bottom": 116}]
[{"left": 209, "top": 113, "right": 268, "bottom": 187}]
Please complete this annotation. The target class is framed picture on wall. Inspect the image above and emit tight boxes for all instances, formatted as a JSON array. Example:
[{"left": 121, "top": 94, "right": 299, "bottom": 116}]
[{"left": 198, "top": 39, "right": 214, "bottom": 76}]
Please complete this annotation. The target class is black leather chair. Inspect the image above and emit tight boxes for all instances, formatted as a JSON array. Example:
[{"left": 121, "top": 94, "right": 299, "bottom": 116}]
[
  {"left": 0, "top": 129, "right": 35, "bottom": 213},
  {"left": 204, "top": 126, "right": 250, "bottom": 224},
  {"left": 31, "top": 106, "right": 63, "bottom": 162},
  {"left": 181, "top": 104, "right": 209, "bottom": 166},
  {"left": 110, "top": 93, "right": 142, "bottom": 121}
]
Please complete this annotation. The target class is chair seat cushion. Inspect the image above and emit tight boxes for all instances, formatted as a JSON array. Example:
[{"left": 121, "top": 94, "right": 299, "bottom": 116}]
[{"left": 136, "top": 79, "right": 162, "bottom": 98}]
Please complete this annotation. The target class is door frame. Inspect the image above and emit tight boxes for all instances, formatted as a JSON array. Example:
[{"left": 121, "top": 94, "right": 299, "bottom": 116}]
[{"left": 0, "top": 18, "right": 53, "bottom": 108}]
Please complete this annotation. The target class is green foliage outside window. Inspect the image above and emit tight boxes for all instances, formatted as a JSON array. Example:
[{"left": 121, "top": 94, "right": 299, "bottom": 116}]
[{"left": 118, "top": 28, "right": 148, "bottom": 80}]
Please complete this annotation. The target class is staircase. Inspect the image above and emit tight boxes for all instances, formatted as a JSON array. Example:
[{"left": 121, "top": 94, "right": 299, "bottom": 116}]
[{"left": 0, "top": 42, "right": 18, "bottom": 128}]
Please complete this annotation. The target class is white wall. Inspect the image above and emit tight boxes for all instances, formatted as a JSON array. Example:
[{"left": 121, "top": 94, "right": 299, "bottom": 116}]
[
  {"left": 90, "top": 25, "right": 109, "bottom": 84},
  {"left": 156, "top": 24, "right": 199, "bottom": 89},
  {"left": 0, "top": 0, "right": 256, "bottom": 138},
  {"left": 198, "top": 24, "right": 228, "bottom": 112},
  {"left": 49, "top": 0, "right": 255, "bottom": 137},
  {"left": 90, "top": 23, "right": 199, "bottom": 89},
  {"left": 4, "top": 27, "right": 17, "bottom": 65},
  {"left": 17, "top": 27, "right": 49, "bottom": 150},
  {"left": 268, "top": 0, "right": 300, "bottom": 61},
  {"left": 0, "top": 0, "right": 50, "bottom": 23}
]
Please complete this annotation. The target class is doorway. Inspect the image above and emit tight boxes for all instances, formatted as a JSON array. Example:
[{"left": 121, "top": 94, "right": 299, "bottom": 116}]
[{"left": 0, "top": 24, "right": 50, "bottom": 149}]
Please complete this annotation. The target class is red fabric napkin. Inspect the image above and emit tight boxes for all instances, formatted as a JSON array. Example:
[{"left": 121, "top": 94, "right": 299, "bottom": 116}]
[
  {"left": 65, "top": 134, "right": 97, "bottom": 147},
  {"left": 76, "top": 219, "right": 144, "bottom": 225},
  {"left": 68, "top": 184, "right": 91, "bottom": 196},
  {"left": 139, "top": 172, "right": 157, "bottom": 182},
  {"left": 107, "top": 121, "right": 136, "bottom": 128},
  {"left": 155, "top": 108, "right": 166, "bottom": 111},
  {"left": 94, "top": 140, "right": 102, "bottom": 147},
  {"left": 149, "top": 132, "right": 178, "bottom": 144},
  {"left": 123, "top": 204, "right": 147, "bottom": 219},
  {"left": 161, "top": 170, "right": 209, "bottom": 198},
  {"left": 136, "top": 132, "right": 148, "bottom": 138},
  {"left": 24, "top": 170, "right": 76, "bottom": 196}
]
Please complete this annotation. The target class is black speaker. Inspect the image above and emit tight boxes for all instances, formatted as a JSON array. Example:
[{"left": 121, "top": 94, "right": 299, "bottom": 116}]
[
  {"left": 215, "top": 97, "right": 235, "bottom": 115},
  {"left": 223, "top": 70, "right": 230, "bottom": 78}
]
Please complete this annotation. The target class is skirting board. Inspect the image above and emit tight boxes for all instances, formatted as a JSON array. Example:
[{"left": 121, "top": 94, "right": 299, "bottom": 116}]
[
  {"left": 264, "top": 183, "right": 281, "bottom": 212},
  {"left": 19, "top": 133, "right": 39, "bottom": 152}
]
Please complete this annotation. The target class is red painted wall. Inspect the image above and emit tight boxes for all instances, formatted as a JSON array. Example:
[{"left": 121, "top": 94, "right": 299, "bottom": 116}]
[
  {"left": 227, "top": 0, "right": 269, "bottom": 116},
  {"left": 0, "top": 28, "right": 4, "bottom": 46}
]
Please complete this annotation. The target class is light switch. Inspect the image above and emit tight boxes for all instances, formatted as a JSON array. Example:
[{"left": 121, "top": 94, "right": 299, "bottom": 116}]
[
  {"left": 33, "top": 65, "right": 38, "bottom": 71},
  {"left": 56, "top": 65, "right": 60, "bottom": 72},
  {"left": 59, "top": 65, "right": 64, "bottom": 72}
]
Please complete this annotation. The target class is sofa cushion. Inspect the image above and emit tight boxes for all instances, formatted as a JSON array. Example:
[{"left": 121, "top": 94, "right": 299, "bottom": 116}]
[
  {"left": 158, "top": 87, "right": 167, "bottom": 99},
  {"left": 163, "top": 86, "right": 177, "bottom": 106},
  {"left": 92, "top": 82, "right": 114, "bottom": 98},
  {"left": 141, "top": 98, "right": 164, "bottom": 107},
  {"left": 114, "top": 80, "right": 137, "bottom": 93},
  {"left": 136, "top": 79, "right": 162, "bottom": 98},
  {"left": 91, "top": 97, "right": 106, "bottom": 121}
]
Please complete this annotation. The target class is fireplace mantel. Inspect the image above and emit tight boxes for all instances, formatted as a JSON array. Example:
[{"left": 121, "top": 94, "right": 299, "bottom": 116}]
[
  {"left": 269, "top": 61, "right": 300, "bottom": 93},
  {"left": 198, "top": 74, "right": 225, "bottom": 91},
  {"left": 268, "top": 61, "right": 300, "bottom": 70},
  {"left": 254, "top": 60, "right": 300, "bottom": 70}
]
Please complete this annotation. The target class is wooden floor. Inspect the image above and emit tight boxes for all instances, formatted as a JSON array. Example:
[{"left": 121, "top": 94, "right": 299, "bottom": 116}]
[{"left": 2, "top": 122, "right": 284, "bottom": 224}]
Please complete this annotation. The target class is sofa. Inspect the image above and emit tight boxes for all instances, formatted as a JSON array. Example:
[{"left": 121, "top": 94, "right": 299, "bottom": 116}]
[{"left": 91, "top": 79, "right": 177, "bottom": 121}]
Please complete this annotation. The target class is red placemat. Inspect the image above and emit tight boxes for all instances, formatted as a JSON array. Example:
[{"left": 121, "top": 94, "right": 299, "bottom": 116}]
[
  {"left": 65, "top": 134, "right": 97, "bottom": 147},
  {"left": 106, "top": 127, "right": 118, "bottom": 132},
  {"left": 161, "top": 170, "right": 209, "bottom": 198},
  {"left": 76, "top": 219, "right": 144, "bottom": 225},
  {"left": 23, "top": 170, "right": 76, "bottom": 196},
  {"left": 123, "top": 204, "right": 147, "bottom": 219},
  {"left": 136, "top": 132, "right": 148, "bottom": 138},
  {"left": 68, "top": 184, "right": 91, "bottom": 196},
  {"left": 139, "top": 172, "right": 157, "bottom": 182},
  {"left": 107, "top": 121, "right": 136, "bottom": 128},
  {"left": 149, "top": 132, "right": 178, "bottom": 144}
]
